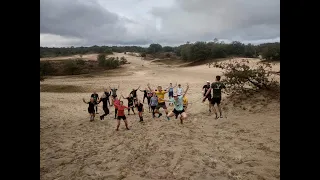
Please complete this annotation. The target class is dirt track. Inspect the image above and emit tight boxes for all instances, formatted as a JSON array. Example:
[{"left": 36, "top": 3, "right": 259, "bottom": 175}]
[{"left": 40, "top": 53, "right": 280, "bottom": 180}]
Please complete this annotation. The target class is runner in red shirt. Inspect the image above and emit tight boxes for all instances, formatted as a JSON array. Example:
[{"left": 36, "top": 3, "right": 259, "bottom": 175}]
[
  {"left": 113, "top": 97, "right": 121, "bottom": 119},
  {"left": 114, "top": 101, "right": 130, "bottom": 131}
]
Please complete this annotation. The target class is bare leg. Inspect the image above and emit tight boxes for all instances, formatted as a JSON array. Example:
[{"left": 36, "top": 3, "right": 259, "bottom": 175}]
[
  {"left": 116, "top": 120, "right": 120, "bottom": 130},
  {"left": 180, "top": 112, "right": 188, "bottom": 124},
  {"left": 167, "top": 111, "right": 175, "bottom": 117},
  {"left": 211, "top": 104, "right": 218, "bottom": 119},
  {"left": 124, "top": 120, "right": 130, "bottom": 130},
  {"left": 90, "top": 113, "right": 94, "bottom": 121},
  {"left": 217, "top": 104, "right": 222, "bottom": 118}
]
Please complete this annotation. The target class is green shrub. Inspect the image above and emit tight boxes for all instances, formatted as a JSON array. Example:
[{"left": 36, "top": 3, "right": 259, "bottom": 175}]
[
  {"left": 213, "top": 59, "right": 279, "bottom": 95},
  {"left": 97, "top": 54, "right": 106, "bottom": 66},
  {"left": 120, "top": 56, "right": 128, "bottom": 64},
  {"left": 40, "top": 61, "right": 56, "bottom": 75},
  {"left": 64, "top": 60, "right": 80, "bottom": 75},
  {"left": 75, "top": 58, "right": 85, "bottom": 65}
]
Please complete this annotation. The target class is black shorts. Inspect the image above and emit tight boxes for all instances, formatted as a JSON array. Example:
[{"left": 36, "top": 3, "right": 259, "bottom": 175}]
[
  {"left": 112, "top": 95, "right": 117, "bottom": 98},
  {"left": 173, "top": 109, "right": 185, "bottom": 115},
  {"left": 169, "top": 92, "right": 173, "bottom": 97},
  {"left": 211, "top": 97, "right": 221, "bottom": 105},
  {"left": 128, "top": 103, "right": 133, "bottom": 107},
  {"left": 117, "top": 116, "right": 126, "bottom": 120},
  {"left": 147, "top": 97, "right": 151, "bottom": 104},
  {"left": 151, "top": 106, "right": 156, "bottom": 110},
  {"left": 156, "top": 102, "right": 167, "bottom": 109},
  {"left": 88, "top": 108, "right": 95, "bottom": 114}
]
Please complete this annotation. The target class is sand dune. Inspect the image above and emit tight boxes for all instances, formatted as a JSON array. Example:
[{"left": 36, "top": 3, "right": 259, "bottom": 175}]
[{"left": 40, "top": 53, "right": 280, "bottom": 180}]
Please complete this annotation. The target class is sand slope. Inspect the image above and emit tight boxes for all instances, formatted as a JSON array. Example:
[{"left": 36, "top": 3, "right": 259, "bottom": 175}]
[{"left": 40, "top": 53, "right": 280, "bottom": 180}]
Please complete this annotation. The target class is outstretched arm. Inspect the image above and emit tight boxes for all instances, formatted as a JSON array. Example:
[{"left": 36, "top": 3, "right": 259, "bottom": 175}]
[
  {"left": 83, "top": 98, "right": 88, "bottom": 104},
  {"left": 205, "top": 88, "right": 212, "bottom": 97},
  {"left": 147, "top": 83, "right": 153, "bottom": 92},
  {"left": 183, "top": 84, "right": 190, "bottom": 98},
  {"left": 173, "top": 82, "right": 178, "bottom": 88},
  {"left": 136, "top": 85, "right": 141, "bottom": 90},
  {"left": 121, "top": 94, "right": 126, "bottom": 99}
]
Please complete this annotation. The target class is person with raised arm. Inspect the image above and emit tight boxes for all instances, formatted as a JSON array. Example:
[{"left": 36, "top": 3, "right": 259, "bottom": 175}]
[
  {"left": 83, "top": 97, "right": 96, "bottom": 122},
  {"left": 147, "top": 83, "right": 170, "bottom": 120},
  {"left": 165, "top": 84, "right": 190, "bottom": 124},
  {"left": 114, "top": 101, "right": 130, "bottom": 131},
  {"left": 110, "top": 84, "right": 119, "bottom": 106}
]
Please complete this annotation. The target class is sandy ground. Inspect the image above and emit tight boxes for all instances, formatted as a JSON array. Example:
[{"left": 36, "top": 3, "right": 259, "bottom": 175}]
[{"left": 40, "top": 53, "right": 280, "bottom": 180}]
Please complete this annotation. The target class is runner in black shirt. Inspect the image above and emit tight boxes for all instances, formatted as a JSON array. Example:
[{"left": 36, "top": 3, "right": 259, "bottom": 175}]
[
  {"left": 130, "top": 85, "right": 140, "bottom": 106},
  {"left": 98, "top": 93, "right": 110, "bottom": 120},
  {"left": 202, "top": 81, "right": 212, "bottom": 112},
  {"left": 83, "top": 97, "right": 96, "bottom": 122},
  {"left": 136, "top": 100, "right": 144, "bottom": 122},
  {"left": 91, "top": 92, "right": 99, "bottom": 114},
  {"left": 140, "top": 88, "right": 148, "bottom": 103},
  {"left": 122, "top": 94, "right": 135, "bottom": 115}
]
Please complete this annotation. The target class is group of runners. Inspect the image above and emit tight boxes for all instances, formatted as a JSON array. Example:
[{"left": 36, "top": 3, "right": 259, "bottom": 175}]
[{"left": 83, "top": 75, "right": 225, "bottom": 131}]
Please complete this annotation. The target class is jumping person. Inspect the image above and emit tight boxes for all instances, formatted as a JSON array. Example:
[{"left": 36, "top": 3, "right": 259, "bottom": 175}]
[
  {"left": 176, "top": 84, "right": 184, "bottom": 95},
  {"left": 183, "top": 95, "right": 188, "bottom": 111},
  {"left": 175, "top": 94, "right": 188, "bottom": 119},
  {"left": 103, "top": 88, "right": 111, "bottom": 106},
  {"left": 140, "top": 88, "right": 148, "bottom": 103},
  {"left": 147, "top": 83, "right": 170, "bottom": 120},
  {"left": 91, "top": 91, "right": 99, "bottom": 114},
  {"left": 149, "top": 93, "right": 158, "bottom": 118},
  {"left": 146, "top": 91, "right": 152, "bottom": 112},
  {"left": 202, "top": 81, "right": 212, "bottom": 112},
  {"left": 98, "top": 93, "right": 110, "bottom": 120},
  {"left": 166, "top": 84, "right": 190, "bottom": 124},
  {"left": 113, "top": 96, "right": 121, "bottom": 119},
  {"left": 83, "top": 97, "right": 96, "bottom": 122},
  {"left": 114, "top": 101, "right": 130, "bottom": 131},
  {"left": 203, "top": 75, "right": 226, "bottom": 119},
  {"left": 136, "top": 100, "right": 144, "bottom": 122},
  {"left": 166, "top": 83, "right": 177, "bottom": 106},
  {"left": 110, "top": 85, "right": 119, "bottom": 106},
  {"left": 130, "top": 85, "right": 141, "bottom": 106},
  {"left": 122, "top": 94, "right": 135, "bottom": 115}
]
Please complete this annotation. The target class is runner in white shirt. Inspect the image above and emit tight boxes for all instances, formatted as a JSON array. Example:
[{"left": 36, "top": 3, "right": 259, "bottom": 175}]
[{"left": 176, "top": 84, "right": 184, "bottom": 95}]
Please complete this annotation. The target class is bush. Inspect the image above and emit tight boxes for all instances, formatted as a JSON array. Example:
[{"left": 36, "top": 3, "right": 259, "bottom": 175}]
[
  {"left": 97, "top": 54, "right": 106, "bottom": 66},
  {"left": 165, "top": 53, "right": 171, "bottom": 58},
  {"left": 40, "top": 61, "right": 56, "bottom": 75},
  {"left": 75, "top": 58, "right": 85, "bottom": 65},
  {"left": 120, "top": 56, "right": 128, "bottom": 64},
  {"left": 64, "top": 60, "right": 80, "bottom": 75},
  {"left": 141, "top": 52, "right": 146, "bottom": 57},
  {"left": 213, "top": 59, "right": 279, "bottom": 95},
  {"left": 261, "top": 44, "right": 280, "bottom": 61},
  {"left": 105, "top": 57, "right": 120, "bottom": 68}
]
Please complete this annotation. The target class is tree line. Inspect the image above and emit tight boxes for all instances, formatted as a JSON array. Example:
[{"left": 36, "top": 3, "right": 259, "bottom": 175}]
[{"left": 40, "top": 40, "right": 280, "bottom": 61}]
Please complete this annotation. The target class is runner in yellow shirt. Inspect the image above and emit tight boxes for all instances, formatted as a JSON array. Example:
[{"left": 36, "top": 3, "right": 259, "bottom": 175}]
[
  {"left": 183, "top": 96, "right": 188, "bottom": 111},
  {"left": 147, "top": 83, "right": 170, "bottom": 120}
]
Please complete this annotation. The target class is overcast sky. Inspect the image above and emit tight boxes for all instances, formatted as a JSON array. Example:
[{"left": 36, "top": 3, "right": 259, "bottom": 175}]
[{"left": 40, "top": 0, "right": 280, "bottom": 47}]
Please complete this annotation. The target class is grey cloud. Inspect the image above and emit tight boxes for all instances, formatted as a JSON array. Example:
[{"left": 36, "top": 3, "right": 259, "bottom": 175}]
[
  {"left": 40, "top": 0, "right": 279, "bottom": 47},
  {"left": 151, "top": 0, "right": 280, "bottom": 43},
  {"left": 40, "top": 0, "right": 132, "bottom": 44}
]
